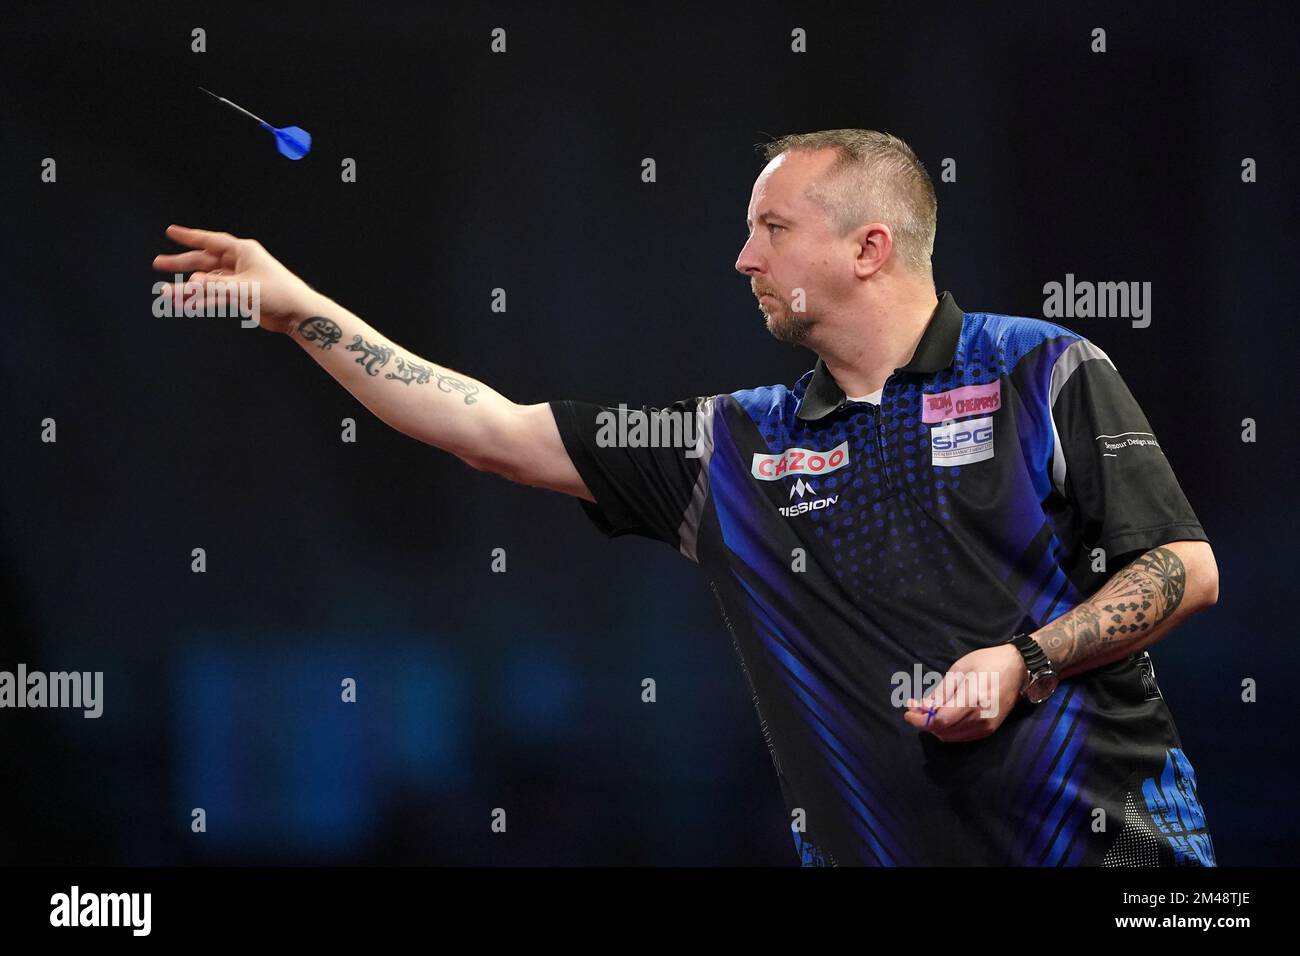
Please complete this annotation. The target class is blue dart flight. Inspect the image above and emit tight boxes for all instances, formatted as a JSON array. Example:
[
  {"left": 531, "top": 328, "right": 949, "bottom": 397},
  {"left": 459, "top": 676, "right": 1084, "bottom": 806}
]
[{"left": 199, "top": 86, "right": 312, "bottom": 160}]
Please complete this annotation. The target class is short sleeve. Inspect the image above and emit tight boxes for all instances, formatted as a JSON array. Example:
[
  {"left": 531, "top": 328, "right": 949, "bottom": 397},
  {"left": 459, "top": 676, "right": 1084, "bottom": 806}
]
[
  {"left": 1049, "top": 340, "right": 1208, "bottom": 562},
  {"left": 547, "top": 396, "right": 717, "bottom": 555}
]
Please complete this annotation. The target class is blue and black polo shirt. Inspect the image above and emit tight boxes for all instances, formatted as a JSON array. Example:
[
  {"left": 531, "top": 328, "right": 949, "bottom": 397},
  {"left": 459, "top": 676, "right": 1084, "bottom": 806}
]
[{"left": 549, "top": 291, "right": 1216, "bottom": 866}]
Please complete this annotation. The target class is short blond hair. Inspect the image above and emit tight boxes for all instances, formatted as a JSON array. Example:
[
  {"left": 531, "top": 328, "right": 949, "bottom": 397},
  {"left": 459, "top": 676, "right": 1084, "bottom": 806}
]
[{"left": 761, "top": 129, "right": 937, "bottom": 275}]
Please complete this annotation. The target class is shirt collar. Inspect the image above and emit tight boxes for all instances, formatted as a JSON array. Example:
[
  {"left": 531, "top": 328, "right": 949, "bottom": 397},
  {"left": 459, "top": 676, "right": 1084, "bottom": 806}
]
[{"left": 795, "top": 291, "right": 964, "bottom": 422}]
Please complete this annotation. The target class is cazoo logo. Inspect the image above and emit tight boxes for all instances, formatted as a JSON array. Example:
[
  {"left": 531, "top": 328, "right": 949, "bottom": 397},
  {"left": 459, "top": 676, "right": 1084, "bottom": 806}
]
[{"left": 751, "top": 440, "right": 850, "bottom": 480}]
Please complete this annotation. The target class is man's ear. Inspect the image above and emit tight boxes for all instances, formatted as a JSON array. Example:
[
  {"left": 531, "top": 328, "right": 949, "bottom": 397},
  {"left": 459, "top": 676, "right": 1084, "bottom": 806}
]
[{"left": 852, "top": 223, "right": 892, "bottom": 280}]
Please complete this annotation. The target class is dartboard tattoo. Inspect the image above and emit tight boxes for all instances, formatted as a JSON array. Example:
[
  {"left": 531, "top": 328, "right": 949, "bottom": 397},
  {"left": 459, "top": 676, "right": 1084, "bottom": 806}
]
[{"left": 1033, "top": 546, "right": 1185, "bottom": 671}]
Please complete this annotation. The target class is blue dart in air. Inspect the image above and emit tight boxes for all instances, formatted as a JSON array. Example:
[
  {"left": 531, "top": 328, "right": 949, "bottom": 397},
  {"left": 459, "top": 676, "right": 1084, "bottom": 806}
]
[{"left": 199, "top": 86, "right": 312, "bottom": 160}]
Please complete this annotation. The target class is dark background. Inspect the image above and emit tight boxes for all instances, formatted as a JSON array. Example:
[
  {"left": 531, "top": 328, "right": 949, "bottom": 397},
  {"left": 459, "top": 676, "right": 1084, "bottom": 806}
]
[{"left": 2, "top": 0, "right": 1295, "bottom": 865}]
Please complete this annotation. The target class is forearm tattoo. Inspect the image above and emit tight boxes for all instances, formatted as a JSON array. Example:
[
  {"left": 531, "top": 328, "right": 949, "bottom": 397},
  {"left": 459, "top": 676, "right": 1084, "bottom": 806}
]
[
  {"left": 294, "top": 318, "right": 481, "bottom": 405},
  {"left": 345, "top": 334, "right": 393, "bottom": 375},
  {"left": 297, "top": 316, "right": 343, "bottom": 350},
  {"left": 384, "top": 357, "right": 479, "bottom": 404},
  {"left": 1035, "top": 546, "right": 1186, "bottom": 672}
]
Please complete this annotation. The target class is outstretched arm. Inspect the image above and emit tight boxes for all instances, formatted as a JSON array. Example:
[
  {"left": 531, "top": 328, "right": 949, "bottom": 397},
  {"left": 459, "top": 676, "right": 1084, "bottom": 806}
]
[{"left": 152, "top": 224, "right": 594, "bottom": 501}]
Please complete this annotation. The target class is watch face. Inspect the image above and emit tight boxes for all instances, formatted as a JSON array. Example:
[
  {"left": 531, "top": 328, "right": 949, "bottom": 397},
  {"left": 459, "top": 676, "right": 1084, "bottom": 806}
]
[{"left": 1026, "top": 673, "right": 1059, "bottom": 704}]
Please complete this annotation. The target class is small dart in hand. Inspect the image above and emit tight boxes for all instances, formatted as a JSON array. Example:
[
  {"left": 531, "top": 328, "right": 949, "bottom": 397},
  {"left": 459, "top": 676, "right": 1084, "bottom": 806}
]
[{"left": 198, "top": 86, "right": 312, "bottom": 160}]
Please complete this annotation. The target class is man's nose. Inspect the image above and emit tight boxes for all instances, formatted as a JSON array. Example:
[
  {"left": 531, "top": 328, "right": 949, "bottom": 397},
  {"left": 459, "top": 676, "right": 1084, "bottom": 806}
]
[{"left": 735, "top": 236, "right": 763, "bottom": 276}]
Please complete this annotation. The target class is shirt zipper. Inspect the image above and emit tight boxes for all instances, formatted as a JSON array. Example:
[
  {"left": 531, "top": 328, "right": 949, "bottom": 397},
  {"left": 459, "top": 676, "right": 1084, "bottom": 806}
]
[{"left": 838, "top": 380, "right": 894, "bottom": 489}]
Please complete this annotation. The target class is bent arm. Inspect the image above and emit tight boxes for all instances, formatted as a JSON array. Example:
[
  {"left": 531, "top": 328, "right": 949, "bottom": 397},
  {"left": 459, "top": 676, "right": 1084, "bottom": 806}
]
[
  {"left": 288, "top": 294, "right": 594, "bottom": 502},
  {"left": 1028, "top": 538, "right": 1219, "bottom": 681}
]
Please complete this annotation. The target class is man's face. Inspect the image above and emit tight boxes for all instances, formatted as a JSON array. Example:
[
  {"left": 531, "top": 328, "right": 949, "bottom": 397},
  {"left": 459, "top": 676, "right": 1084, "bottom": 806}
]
[{"left": 735, "top": 148, "right": 848, "bottom": 345}]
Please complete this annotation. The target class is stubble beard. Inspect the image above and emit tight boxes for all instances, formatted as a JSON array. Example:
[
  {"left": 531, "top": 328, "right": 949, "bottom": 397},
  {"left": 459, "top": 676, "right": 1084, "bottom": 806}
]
[{"left": 763, "top": 298, "right": 814, "bottom": 345}]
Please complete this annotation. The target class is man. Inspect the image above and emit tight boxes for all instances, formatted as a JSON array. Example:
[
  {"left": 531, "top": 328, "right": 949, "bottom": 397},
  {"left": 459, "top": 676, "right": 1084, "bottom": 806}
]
[{"left": 153, "top": 128, "right": 1219, "bottom": 866}]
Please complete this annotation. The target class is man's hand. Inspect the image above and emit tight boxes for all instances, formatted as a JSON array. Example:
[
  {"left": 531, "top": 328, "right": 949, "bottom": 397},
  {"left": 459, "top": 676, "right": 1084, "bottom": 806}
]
[
  {"left": 903, "top": 644, "right": 1026, "bottom": 742},
  {"left": 151, "top": 224, "right": 323, "bottom": 334}
]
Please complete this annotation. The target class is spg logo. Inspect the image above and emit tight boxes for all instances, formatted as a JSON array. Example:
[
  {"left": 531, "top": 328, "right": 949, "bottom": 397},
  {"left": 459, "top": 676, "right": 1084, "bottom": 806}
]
[{"left": 930, "top": 416, "right": 995, "bottom": 466}]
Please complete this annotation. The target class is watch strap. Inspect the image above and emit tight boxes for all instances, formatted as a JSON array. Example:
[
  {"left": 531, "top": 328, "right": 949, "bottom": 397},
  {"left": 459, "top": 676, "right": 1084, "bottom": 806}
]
[{"left": 1009, "top": 632, "right": 1052, "bottom": 692}]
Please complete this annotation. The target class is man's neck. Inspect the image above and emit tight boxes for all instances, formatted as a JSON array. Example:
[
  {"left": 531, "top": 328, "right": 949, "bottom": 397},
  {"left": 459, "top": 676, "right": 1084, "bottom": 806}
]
[{"left": 813, "top": 286, "right": 940, "bottom": 398}]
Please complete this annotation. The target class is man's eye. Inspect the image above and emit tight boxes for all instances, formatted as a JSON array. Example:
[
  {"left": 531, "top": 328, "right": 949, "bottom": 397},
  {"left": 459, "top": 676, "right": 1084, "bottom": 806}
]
[{"left": 768, "top": 223, "right": 784, "bottom": 233}]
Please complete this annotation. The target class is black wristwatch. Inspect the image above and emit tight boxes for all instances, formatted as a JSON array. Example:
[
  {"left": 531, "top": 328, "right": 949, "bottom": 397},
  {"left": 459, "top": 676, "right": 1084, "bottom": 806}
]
[{"left": 1007, "top": 632, "right": 1059, "bottom": 704}]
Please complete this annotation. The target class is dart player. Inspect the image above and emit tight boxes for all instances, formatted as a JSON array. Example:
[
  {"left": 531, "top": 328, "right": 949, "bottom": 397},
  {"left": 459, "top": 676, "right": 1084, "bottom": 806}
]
[{"left": 153, "top": 128, "right": 1219, "bottom": 866}]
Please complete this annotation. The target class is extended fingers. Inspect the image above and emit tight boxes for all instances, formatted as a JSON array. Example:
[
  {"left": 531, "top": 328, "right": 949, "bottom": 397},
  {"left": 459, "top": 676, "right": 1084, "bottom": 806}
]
[
  {"left": 153, "top": 249, "right": 222, "bottom": 273},
  {"left": 164, "top": 224, "right": 241, "bottom": 253},
  {"left": 156, "top": 271, "right": 237, "bottom": 306}
]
